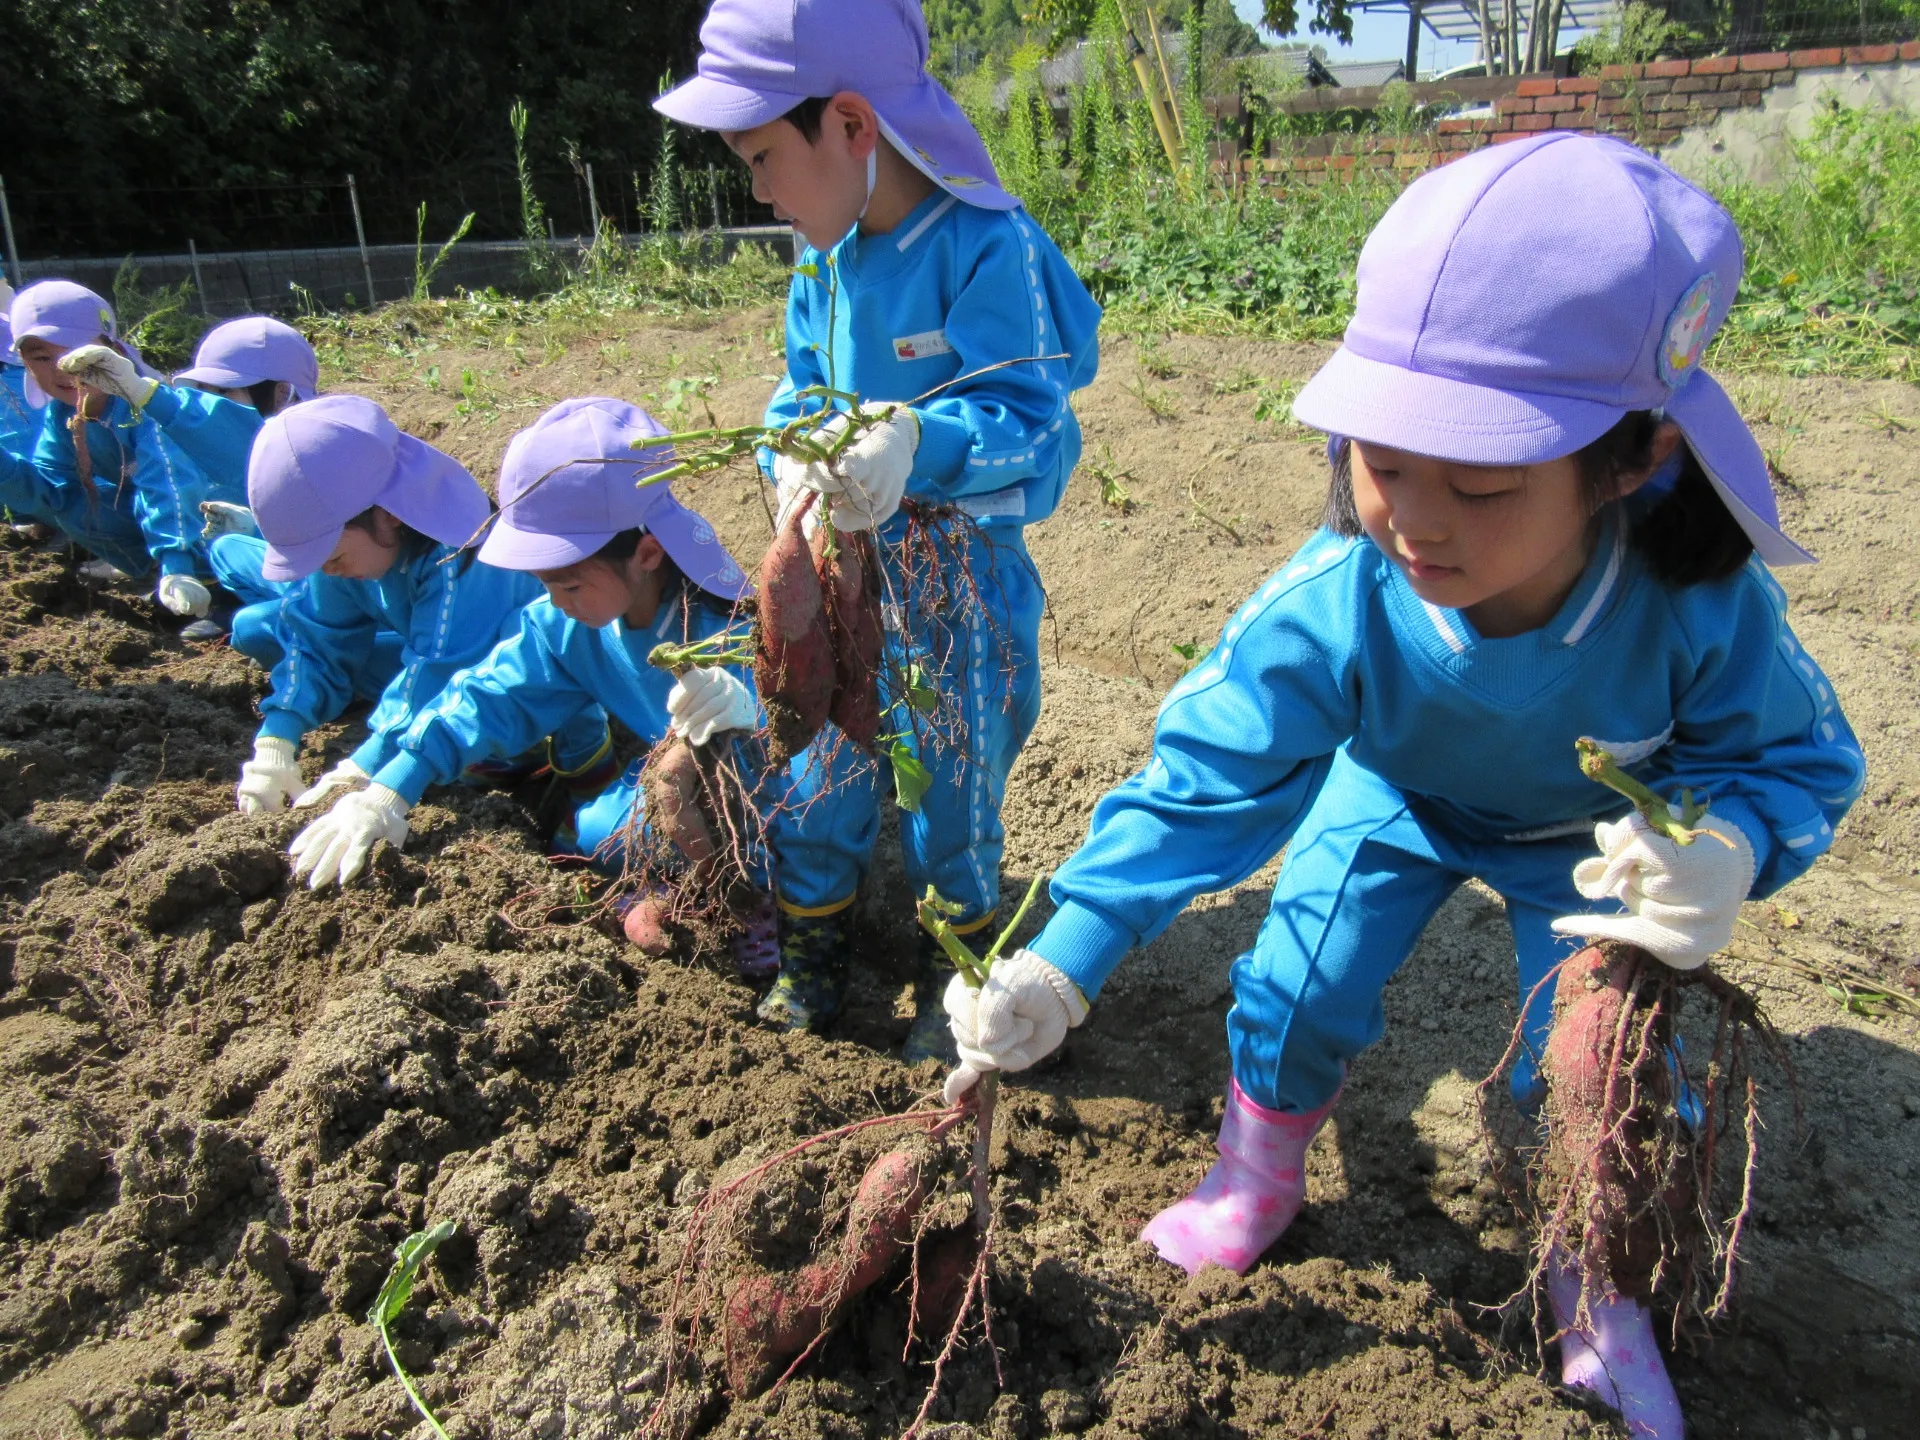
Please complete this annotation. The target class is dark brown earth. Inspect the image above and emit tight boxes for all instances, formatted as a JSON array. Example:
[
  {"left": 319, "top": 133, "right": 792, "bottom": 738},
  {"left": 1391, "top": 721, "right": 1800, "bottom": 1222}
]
[{"left": 0, "top": 307, "right": 1914, "bottom": 1438}]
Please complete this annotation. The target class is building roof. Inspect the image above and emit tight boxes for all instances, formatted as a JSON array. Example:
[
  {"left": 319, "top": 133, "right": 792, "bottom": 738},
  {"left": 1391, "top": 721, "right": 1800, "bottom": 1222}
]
[{"left": 1325, "top": 58, "right": 1408, "bottom": 88}]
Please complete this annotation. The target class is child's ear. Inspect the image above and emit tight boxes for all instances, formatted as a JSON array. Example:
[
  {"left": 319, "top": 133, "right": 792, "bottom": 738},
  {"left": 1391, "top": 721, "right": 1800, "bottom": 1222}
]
[
  {"left": 1616, "top": 420, "right": 1685, "bottom": 499},
  {"left": 828, "top": 91, "right": 880, "bottom": 159},
  {"left": 632, "top": 534, "right": 667, "bottom": 574}
]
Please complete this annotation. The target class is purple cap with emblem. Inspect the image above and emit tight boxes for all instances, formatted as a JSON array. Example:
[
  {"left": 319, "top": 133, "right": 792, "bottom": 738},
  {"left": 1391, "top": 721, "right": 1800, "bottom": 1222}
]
[
  {"left": 654, "top": 0, "right": 1017, "bottom": 212},
  {"left": 482, "top": 397, "right": 751, "bottom": 603},
  {"left": 7, "top": 280, "right": 163, "bottom": 409},
  {"left": 1293, "top": 132, "right": 1811, "bottom": 566},
  {"left": 248, "top": 395, "right": 490, "bottom": 581},
  {"left": 175, "top": 317, "right": 321, "bottom": 402}
]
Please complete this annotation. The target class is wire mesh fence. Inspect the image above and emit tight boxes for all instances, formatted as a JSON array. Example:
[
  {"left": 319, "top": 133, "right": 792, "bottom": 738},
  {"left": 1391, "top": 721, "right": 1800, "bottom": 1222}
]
[{"left": 0, "top": 159, "right": 781, "bottom": 320}]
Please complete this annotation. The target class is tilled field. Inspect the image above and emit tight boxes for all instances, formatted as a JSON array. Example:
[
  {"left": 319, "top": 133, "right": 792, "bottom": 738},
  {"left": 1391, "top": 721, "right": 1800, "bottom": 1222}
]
[{"left": 0, "top": 311, "right": 1914, "bottom": 1439}]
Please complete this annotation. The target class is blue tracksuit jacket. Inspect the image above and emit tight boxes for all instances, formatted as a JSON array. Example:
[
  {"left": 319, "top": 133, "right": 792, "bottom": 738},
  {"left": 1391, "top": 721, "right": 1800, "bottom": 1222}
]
[
  {"left": 22, "top": 392, "right": 240, "bottom": 577},
  {"left": 762, "top": 191, "right": 1101, "bottom": 922},
  {"left": 1030, "top": 514, "right": 1865, "bottom": 1112},
  {"left": 255, "top": 541, "right": 555, "bottom": 779},
  {"left": 140, "top": 383, "right": 266, "bottom": 493}
]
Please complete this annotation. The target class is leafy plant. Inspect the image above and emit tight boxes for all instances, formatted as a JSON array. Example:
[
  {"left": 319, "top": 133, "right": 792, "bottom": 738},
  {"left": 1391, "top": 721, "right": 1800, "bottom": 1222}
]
[
  {"left": 369, "top": 1220, "right": 458, "bottom": 1440},
  {"left": 412, "top": 204, "right": 478, "bottom": 303}
]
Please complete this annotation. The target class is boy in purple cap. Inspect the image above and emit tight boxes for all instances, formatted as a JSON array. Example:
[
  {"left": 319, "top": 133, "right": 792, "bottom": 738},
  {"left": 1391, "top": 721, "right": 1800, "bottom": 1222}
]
[
  {"left": 61, "top": 315, "right": 322, "bottom": 637},
  {"left": 226, "top": 394, "right": 610, "bottom": 833},
  {"left": 940, "top": 135, "right": 1865, "bottom": 1438},
  {"left": 2, "top": 280, "right": 241, "bottom": 605},
  {"left": 656, "top": 0, "right": 1101, "bottom": 1053},
  {"left": 289, "top": 398, "right": 774, "bottom": 970}
]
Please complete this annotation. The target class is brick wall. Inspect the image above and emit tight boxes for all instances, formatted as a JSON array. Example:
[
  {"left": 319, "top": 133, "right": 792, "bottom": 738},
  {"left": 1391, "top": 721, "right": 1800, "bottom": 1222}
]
[{"left": 1219, "top": 44, "right": 1920, "bottom": 185}]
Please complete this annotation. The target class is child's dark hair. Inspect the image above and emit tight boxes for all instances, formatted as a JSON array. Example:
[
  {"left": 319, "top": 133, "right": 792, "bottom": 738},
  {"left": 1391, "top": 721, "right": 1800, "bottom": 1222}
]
[
  {"left": 587, "top": 527, "right": 686, "bottom": 589},
  {"left": 1320, "top": 414, "right": 1754, "bottom": 587},
  {"left": 343, "top": 506, "right": 433, "bottom": 564},
  {"left": 780, "top": 96, "right": 831, "bottom": 143},
  {"left": 245, "top": 379, "right": 285, "bottom": 417}
]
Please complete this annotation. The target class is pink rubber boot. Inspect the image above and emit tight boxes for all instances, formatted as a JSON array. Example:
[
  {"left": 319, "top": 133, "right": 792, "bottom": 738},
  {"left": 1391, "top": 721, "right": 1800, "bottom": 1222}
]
[
  {"left": 1547, "top": 1247, "right": 1685, "bottom": 1439},
  {"left": 1140, "top": 1080, "right": 1336, "bottom": 1275}
]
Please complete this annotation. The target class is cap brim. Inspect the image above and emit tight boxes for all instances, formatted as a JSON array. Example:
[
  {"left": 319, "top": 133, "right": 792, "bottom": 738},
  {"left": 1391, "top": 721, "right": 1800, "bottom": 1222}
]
[
  {"left": 21, "top": 371, "right": 49, "bottom": 409},
  {"left": 653, "top": 73, "right": 800, "bottom": 132},
  {"left": 261, "top": 526, "right": 342, "bottom": 581},
  {"left": 1292, "top": 344, "right": 1628, "bottom": 467},
  {"left": 477, "top": 520, "right": 609, "bottom": 571},
  {"left": 871, "top": 85, "right": 1020, "bottom": 212},
  {"left": 646, "top": 493, "right": 753, "bottom": 603},
  {"left": 174, "top": 363, "right": 254, "bottom": 390},
  {"left": 1666, "top": 370, "right": 1815, "bottom": 566}
]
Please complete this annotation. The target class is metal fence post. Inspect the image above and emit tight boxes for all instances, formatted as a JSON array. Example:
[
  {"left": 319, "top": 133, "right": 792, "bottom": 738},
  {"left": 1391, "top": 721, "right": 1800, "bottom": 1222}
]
[
  {"left": 347, "top": 173, "right": 377, "bottom": 305},
  {"left": 188, "top": 239, "right": 210, "bottom": 315},
  {"left": 0, "top": 176, "right": 22, "bottom": 288},
  {"left": 585, "top": 162, "right": 602, "bottom": 239},
  {"left": 708, "top": 164, "right": 721, "bottom": 229}
]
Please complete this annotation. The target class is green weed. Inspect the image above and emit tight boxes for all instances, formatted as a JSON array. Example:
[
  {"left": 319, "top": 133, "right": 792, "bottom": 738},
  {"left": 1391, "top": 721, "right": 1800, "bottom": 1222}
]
[{"left": 369, "top": 1220, "right": 457, "bottom": 1440}]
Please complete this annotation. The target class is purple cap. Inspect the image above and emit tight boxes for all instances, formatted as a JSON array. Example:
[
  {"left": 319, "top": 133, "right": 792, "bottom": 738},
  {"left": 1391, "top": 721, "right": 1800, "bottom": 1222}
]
[
  {"left": 481, "top": 397, "right": 751, "bottom": 602},
  {"left": 654, "top": 0, "right": 1017, "bottom": 212},
  {"left": 248, "top": 394, "right": 490, "bottom": 581},
  {"left": 1293, "top": 133, "right": 1811, "bottom": 567},
  {"left": 7, "top": 280, "right": 162, "bottom": 408},
  {"left": 174, "top": 316, "right": 321, "bottom": 402}
]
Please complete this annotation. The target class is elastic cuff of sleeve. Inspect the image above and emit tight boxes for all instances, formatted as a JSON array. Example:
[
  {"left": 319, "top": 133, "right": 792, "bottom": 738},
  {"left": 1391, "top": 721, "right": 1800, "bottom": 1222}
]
[
  {"left": 373, "top": 753, "right": 437, "bottom": 807},
  {"left": 140, "top": 383, "right": 181, "bottom": 425},
  {"left": 547, "top": 728, "right": 612, "bottom": 778},
  {"left": 346, "top": 737, "right": 389, "bottom": 780},
  {"left": 912, "top": 410, "right": 972, "bottom": 488},
  {"left": 1028, "top": 899, "right": 1136, "bottom": 1002},
  {"left": 256, "top": 711, "right": 308, "bottom": 746},
  {"left": 157, "top": 550, "right": 198, "bottom": 577}
]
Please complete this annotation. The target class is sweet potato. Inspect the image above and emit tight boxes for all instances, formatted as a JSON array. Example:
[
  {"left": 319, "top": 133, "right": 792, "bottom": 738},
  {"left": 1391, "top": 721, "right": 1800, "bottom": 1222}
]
[
  {"left": 723, "top": 1148, "right": 926, "bottom": 1394},
  {"left": 814, "top": 525, "right": 886, "bottom": 750},
  {"left": 755, "top": 497, "right": 835, "bottom": 764},
  {"left": 640, "top": 732, "right": 716, "bottom": 878},
  {"left": 1543, "top": 943, "right": 1697, "bottom": 1301}
]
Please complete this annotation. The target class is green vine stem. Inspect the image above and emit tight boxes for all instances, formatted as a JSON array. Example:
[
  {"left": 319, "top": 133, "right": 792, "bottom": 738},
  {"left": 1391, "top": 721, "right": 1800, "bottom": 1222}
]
[
  {"left": 1575, "top": 736, "right": 1719, "bottom": 847},
  {"left": 368, "top": 1220, "right": 458, "bottom": 1440}
]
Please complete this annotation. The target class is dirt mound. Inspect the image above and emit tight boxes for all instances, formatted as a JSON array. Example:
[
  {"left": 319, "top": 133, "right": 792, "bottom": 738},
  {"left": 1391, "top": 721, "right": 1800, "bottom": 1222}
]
[{"left": 0, "top": 324, "right": 1912, "bottom": 1439}]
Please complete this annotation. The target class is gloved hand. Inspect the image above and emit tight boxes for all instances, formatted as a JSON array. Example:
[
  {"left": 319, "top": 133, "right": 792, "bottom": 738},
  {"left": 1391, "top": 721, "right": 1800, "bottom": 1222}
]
[
  {"left": 942, "top": 948, "right": 1089, "bottom": 1105},
  {"left": 1551, "top": 810, "right": 1756, "bottom": 971},
  {"left": 292, "top": 757, "right": 369, "bottom": 811},
  {"left": 288, "top": 783, "right": 411, "bottom": 889},
  {"left": 667, "top": 666, "right": 757, "bottom": 746},
  {"left": 235, "top": 736, "right": 308, "bottom": 815},
  {"left": 200, "top": 500, "right": 260, "bottom": 540},
  {"left": 58, "top": 344, "right": 158, "bottom": 408},
  {"left": 772, "top": 474, "right": 821, "bottom": 540},
  {"left": 771, "top": 404, "right": 918, "bottom": 532},
  {"left": 156, "top": 573, "right": 212, "bottom": 618}
]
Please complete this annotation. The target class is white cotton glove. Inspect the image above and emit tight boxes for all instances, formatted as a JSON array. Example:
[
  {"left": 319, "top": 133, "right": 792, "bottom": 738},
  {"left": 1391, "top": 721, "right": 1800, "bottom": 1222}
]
[
  {"left": 771, "top": 404, "right": 919, "bottom": 532},
  {"left": 1550, "top": 810, "right": 1757, "bottom": 971},
  {"left": 941, "top": 948, "right": 1090, "bottom": 1105},
  {"left": 156, "top": 573, "right": 212, "bottom": 618},
  {"left": 292, "top": 757, "right": 369, "bottom": 811},
  {"left": 288, "top": 783, "right": 411, "bottom": 890},
  {"left": 772, "top": 474, "right": 822, "bottom": 540},
  {"left": 235, "top": 737, "right": 308, "bottom": 815},
  {"left": 666, "top": 666, "right": 757, "bottom": 747},
  {"left": 200, "top": 500, "right": 260, "bottom": 540},
  {"left": 58, "top": 344, "right": 158, "bottom": 408}
]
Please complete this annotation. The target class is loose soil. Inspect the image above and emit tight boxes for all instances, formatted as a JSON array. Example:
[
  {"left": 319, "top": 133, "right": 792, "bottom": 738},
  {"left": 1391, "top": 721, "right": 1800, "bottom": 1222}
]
[{"left": 0, "top": 309, "right": 1914, "bottom": 1439}]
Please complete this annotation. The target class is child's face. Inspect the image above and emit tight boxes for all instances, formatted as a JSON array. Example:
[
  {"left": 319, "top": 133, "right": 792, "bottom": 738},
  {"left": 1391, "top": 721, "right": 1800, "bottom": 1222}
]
[
  {"left": 725, "top": 95, "right": 877, "bottom": 251},
  {"left": 536, "top": 535, "right": 666, "bottom": 630},
  {"left": 322, "top": 509, "right": 404, "bottom": 581},
  {"left": 16, "top": 336, "right": 85, "bottom": 408},
  {"left": 1350, "top": 442, "right": 1597, "bottom": 638}
]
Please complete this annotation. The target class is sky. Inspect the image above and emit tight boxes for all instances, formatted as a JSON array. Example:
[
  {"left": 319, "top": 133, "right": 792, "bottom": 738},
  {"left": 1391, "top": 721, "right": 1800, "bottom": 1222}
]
[{"left": 1228, "top": 0, "right": 1516, "bottom": 77}]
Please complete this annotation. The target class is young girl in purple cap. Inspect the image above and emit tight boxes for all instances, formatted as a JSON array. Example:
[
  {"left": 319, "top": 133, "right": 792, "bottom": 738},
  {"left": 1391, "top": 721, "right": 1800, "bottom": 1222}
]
[
  {"left": 656, "top": 0, "right": 1102, "bottom": 1055},
  {"left": 940, "top": 134, "right": 1866, "bottom": 1438},
  {"left": 287, "top": 398, "right": 776, "bottom": 971},
  {"left": 60, "top": 315, "right": 323, "bottom": 638},
  {"left": 2, "top": 280, "right": 240, "bottom": 608},
  {"left": 227, "top": 393, "right": 610, "bottom": 829}
]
